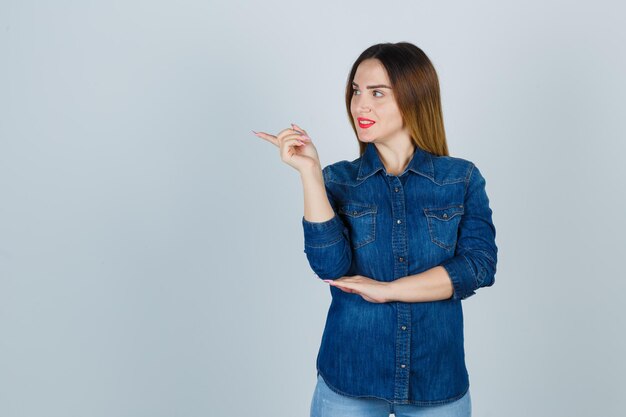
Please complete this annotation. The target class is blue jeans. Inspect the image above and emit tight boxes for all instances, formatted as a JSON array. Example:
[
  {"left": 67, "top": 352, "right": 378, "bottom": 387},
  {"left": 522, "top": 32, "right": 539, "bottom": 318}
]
[{"left": 310, "top": 374, "right": 471, "bottom": 417}]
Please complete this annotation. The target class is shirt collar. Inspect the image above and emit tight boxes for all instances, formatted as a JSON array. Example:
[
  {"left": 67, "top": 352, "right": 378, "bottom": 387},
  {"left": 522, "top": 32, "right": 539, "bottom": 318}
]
[{"left": 357, "top": 142, "right": 434, "bottom": 181}]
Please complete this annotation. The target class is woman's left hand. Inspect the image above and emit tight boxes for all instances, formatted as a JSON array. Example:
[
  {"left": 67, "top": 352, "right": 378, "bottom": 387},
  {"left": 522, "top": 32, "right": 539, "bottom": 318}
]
[{"left": 323, "top": 275, "right": 392, "bottom": 303}]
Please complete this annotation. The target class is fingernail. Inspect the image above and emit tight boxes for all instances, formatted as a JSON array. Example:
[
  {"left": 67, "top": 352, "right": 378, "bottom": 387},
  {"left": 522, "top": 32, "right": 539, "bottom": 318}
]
[{"left": 300, "top": 134, "right": 311, "bottom": 140}]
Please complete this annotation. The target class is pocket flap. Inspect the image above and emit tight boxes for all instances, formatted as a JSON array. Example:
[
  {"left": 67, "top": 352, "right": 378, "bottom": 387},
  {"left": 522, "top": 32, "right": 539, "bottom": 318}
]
[
  {"left": 423, "top": 205, "right": 464, "bottom": 221},
  {"left": 338, "top": 202, "right": 377, "bottom": 218}
]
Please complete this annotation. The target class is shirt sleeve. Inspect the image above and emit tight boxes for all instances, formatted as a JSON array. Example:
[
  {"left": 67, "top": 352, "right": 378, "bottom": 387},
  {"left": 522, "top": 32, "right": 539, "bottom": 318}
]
[
  {"left": 440, "top": 163, "right": 498, "bottom": 301},
  {"left": 302, "top": 166, "right": 352, "bottom": 279}
]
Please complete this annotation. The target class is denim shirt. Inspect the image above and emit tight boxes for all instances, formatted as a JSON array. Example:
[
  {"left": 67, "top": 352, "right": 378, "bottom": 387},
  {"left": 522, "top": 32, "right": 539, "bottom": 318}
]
[{"left": 302, "top": 142, "right": 498, "bottom": 405}]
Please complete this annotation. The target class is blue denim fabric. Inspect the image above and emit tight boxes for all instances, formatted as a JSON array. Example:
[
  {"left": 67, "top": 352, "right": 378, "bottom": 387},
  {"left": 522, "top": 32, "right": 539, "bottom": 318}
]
[{"left": 302, "top": 142, "right": 497, "bottom": 405}]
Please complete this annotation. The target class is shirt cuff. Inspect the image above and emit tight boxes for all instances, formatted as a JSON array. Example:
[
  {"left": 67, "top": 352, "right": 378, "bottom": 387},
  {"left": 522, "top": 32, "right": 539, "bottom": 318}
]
[{"left": 440, "top": 255, "right": 477, "bottom": 301}]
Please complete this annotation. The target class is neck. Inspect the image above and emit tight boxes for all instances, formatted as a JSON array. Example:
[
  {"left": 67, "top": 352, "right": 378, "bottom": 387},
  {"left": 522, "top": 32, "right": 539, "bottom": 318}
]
[{"left": 374, "top": 142, "right": 415, "bottom": 176}]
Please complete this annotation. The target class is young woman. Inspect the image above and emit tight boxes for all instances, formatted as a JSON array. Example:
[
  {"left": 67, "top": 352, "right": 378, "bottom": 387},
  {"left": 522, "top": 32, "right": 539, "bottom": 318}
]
[{"left": 254, "top": 42, "right": 497, "bottom": 417}]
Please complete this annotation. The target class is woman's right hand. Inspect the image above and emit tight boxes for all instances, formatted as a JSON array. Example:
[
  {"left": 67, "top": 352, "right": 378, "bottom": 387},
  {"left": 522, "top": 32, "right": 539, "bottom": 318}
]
[{"left": 253, "top": 123, "right": 321, "bottom": 173}]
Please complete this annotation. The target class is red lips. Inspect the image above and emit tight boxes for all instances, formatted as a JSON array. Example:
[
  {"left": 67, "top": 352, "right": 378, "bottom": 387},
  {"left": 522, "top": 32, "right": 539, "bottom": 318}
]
[{"left": 357, "top": 117, "right": 376, "bottom": 129}]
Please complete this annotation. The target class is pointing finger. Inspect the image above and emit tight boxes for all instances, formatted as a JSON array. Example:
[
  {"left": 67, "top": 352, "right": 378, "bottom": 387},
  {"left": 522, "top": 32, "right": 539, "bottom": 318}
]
[{"left": 253, "top": 130, "right": 278, "bottom": 146}]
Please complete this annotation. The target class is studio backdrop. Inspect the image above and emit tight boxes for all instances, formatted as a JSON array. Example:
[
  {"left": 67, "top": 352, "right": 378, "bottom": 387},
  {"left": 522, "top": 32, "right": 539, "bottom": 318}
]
[{"left": 1, "top": 1, "right": 624, "bottom": 416}]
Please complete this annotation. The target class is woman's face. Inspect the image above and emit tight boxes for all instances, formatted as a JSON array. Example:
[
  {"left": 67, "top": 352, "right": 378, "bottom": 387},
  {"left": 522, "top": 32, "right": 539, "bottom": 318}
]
[{"left": 350, "top": 59, "right": 407, "bottom": 145}]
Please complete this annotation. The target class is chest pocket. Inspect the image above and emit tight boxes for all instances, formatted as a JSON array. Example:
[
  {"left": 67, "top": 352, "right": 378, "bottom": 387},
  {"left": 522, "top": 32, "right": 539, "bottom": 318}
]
[
  {"left": 424, "top": 205, "right": 464, "bottom": 251},
  {"left": 338, "top": 202, "right": 377, "bottom": 250}
]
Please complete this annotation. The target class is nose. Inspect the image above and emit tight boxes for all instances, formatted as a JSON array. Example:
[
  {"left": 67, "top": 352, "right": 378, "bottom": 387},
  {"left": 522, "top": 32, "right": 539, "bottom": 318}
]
[
  {"left": 355, "top": 99, "right": 371, "bottom": 113},
  {"left": 352, "top": 92, "right": 374, "bottom": 119}
]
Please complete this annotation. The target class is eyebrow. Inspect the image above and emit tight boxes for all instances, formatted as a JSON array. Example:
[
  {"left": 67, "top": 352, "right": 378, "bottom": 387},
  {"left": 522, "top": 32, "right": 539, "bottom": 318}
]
[{"left": 352, "top": 82, "right": 392, "bottom": 89}]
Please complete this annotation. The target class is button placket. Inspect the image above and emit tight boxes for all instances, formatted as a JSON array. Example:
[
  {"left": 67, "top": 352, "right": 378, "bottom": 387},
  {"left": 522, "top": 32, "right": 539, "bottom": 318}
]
[{"left": 386, "top": 174, "right": 411, "bottom": 401}]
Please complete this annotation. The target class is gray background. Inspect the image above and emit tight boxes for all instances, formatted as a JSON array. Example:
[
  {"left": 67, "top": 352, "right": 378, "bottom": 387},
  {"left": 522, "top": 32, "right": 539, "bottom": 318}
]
[{"left": 1, "top": 1, "right": 625, "bottom": 416}]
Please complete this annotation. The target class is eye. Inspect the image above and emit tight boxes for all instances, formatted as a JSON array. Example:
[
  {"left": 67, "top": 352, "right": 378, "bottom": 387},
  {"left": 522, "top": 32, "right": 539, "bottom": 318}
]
[{"left": 352, "top": 89, "right": 384, "bottom": 97}]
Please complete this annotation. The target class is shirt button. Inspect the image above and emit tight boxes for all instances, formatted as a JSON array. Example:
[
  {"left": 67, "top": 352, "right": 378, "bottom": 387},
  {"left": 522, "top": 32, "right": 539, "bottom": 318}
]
[
  {"left": 443, "top": 213, "right": 448, "bottom": 218},
  {"left": 400, "top": 364, "right": 406, "bottom": 368},
  {"left": 394, "top": 187, "right": 399, "bottom": 192},
  {"left": 396, "top": 219, "right": 401, "bottom": 224},
  {"left": 401, "top": 325, "right": 407, "bottom": 330},
  {"left": 399, "top": 257, "right": 404, "bottom": 262}
]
